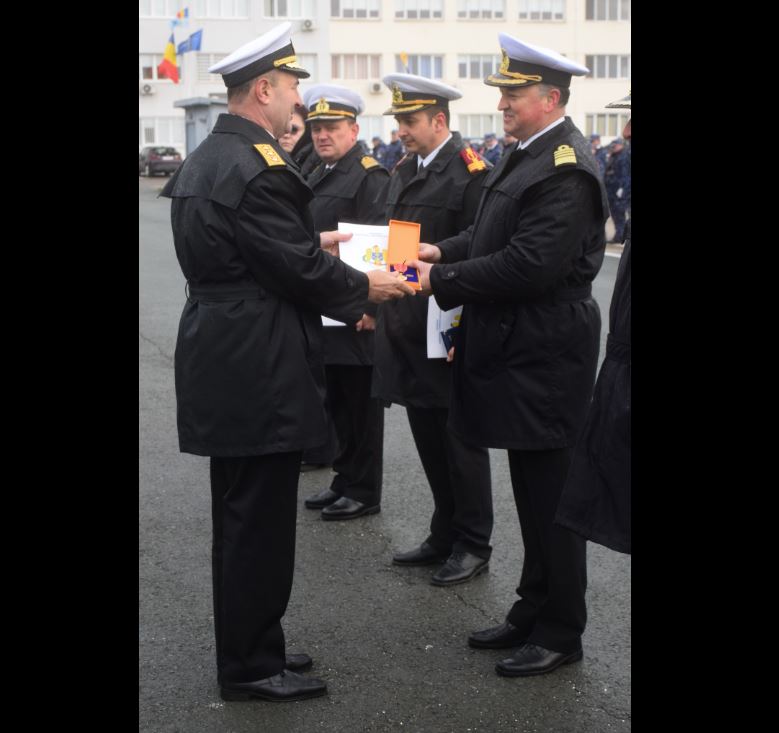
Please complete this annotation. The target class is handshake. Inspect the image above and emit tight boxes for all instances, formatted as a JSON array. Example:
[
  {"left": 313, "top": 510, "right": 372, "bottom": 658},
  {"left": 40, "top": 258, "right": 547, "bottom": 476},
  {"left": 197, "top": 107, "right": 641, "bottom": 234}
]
[{"left": 320, "top": 229, "right": 417, "bottom": 303}]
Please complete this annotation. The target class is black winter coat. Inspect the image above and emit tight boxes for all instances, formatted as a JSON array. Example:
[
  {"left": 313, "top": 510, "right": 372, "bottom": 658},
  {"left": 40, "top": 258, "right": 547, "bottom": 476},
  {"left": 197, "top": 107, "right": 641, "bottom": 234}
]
[
  {"left": 430, "top": 118, "right": 608, "bottom": 449},
  {"left": 372, "top": 133, "right": 489, "bottom": 408},
  {"left": 555, "top": 231, "right": 631, "bottom": 553},
  {"left": 160, "top": 114, "right": 369, "bottom": 457},
  {"left": 306, "top": 144, "right": 389, "bottom": 365}
]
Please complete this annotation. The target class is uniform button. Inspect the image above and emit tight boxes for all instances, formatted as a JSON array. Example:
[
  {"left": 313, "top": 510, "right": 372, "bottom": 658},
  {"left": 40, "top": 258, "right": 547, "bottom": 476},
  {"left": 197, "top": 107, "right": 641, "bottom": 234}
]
[
  {"left": 347, "top": 278, "right": 354, "bottom": 287},
  {"left": 446, "top": 270, "right": 456, "bottom": 278}
]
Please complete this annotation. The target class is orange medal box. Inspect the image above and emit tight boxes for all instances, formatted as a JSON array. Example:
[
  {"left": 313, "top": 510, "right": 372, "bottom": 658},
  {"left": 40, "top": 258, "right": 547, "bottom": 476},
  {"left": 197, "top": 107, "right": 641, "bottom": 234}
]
[{"left": 386, "top": 219, "right": 422, "bottom": 290}]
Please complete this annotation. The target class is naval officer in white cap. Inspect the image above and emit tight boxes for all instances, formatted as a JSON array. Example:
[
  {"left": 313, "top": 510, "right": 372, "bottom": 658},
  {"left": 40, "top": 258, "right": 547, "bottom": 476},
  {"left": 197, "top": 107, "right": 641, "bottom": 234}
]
[
  {"left": 161, "top": 22, "right": 414, "bottom": 704},
  {"left": 410, "top": 34, "right": 610, "bottom": 677},
  {"left": 371, "top": 73, "right": 495, "bottom": 589},
  {"left": 299, "top": 84, "right": 390, "bottom": 521}
]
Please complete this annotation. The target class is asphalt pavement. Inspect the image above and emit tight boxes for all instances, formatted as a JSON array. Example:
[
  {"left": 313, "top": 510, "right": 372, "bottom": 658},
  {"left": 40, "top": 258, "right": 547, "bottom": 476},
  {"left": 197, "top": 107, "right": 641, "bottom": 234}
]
[{"left": 139, "top": 177, "right": 630, "bottom": 733}]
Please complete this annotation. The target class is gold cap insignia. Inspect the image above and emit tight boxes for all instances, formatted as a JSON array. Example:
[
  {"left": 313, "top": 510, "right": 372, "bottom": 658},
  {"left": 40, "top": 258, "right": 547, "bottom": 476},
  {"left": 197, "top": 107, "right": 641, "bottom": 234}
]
[
  {"left": 392, "top": 84, "right": 403, "bottom": 105},
  {"left": 499, "top": 49, "right": 510, "bottom": 75},
  {"left": 254, "top": 143, "right": 286, "bottom": 167},
  {"left": 315, "top": 97, "right": 330, "bottom": 114},
  {"left": 553, "top": 144, "right": 577, "bottom": 167}
]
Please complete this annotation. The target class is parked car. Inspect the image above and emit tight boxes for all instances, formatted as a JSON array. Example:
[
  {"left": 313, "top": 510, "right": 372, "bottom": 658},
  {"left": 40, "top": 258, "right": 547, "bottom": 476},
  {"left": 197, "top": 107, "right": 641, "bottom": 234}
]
[{"left": 139, "top": 146, "right": 182, "bottom": 177}]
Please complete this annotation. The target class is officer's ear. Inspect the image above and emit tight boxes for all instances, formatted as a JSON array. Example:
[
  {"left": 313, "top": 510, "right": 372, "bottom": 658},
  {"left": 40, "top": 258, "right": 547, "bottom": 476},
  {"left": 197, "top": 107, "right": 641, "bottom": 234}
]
[{"left": 254, "top": 75, "right": 274, "bottom": 104}]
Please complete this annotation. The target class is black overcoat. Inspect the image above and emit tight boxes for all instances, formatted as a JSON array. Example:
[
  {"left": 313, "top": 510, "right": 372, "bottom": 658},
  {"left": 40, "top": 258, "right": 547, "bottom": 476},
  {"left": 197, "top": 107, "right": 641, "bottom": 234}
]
[
  {"left": 555, "top": 232, "right": 631, "bottom": 553},
  {"left": 372, "top": 133, "right": 489, "bottom": 408},
  {"left": 306, "top": 144, "right": 389, "bottom": 365},
  {"left": 430, "top": 118, "right": 608, "bottom": 449},
  {"left": 160, "top": 114, "right": 369, "bottom": 457}
]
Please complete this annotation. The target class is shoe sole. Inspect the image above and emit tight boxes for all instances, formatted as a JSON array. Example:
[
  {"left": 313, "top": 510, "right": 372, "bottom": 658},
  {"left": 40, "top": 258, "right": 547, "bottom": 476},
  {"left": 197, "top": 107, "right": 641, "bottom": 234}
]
[
  {"left": 494, "top": 650, "right": 583, "bottom": 677},
  {"left": 429, "top": 562, "right": 489, "bottom": 587},
  {"left": 220, "top": 687, "right": 328, "bottom": 702},
  {"left": 392, "top": 557, "right": 447, "bottom": 566},
  {"left": 304, "top": 501, "right": 338, "bottom": 510},
  {"left": 320, "top": 505, "right": 380, "bottom": 521},
  {"left": 468, "top": 636, "right": 526, "bottom": 650}
]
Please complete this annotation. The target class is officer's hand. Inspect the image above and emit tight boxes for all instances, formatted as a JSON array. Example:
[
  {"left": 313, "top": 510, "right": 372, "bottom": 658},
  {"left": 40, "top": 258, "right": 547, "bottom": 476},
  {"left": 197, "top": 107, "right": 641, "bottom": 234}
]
[
  {"left": 355, "top": 314, "right": 376, "bottom": 331},
  {"left": 406, "top": 259, "right": 433, "bottom": 295},
  {"left": 320, "top": 230, "right": 353, "bottom": 258},
  {"left": 418, "top": 243, "right": 442, "bottom": 263},
  {"left": 366, "top": 269, "right": 416, "bottom": 302},
  {"left": 446, "top": 346, "right": 455, "bottom": 363}
]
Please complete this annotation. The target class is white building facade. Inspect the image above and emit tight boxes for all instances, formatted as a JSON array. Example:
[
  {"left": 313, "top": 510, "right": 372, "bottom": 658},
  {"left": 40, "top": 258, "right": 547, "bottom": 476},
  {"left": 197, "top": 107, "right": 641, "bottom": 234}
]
[{"left": 140, "top": 0, "right": 630, "bottom": 156}]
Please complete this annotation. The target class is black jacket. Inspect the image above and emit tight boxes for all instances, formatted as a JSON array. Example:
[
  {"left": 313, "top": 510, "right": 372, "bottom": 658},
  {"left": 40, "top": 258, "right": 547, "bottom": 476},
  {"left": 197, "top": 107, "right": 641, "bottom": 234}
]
[
  {"left": 372, "top": 132, "right": 489, "bottom": 408},
  {"left": 160, "top": 114, "right": 369, "bottom": 456},
  {"left": 556, "top": 231, "right": 631, "bottom": 553},
  {"left": 430, "top": 118, "right": 609, "bottom": 449},
  {"left": 307, "top": 144, "right": 389, "bottom": 365}
]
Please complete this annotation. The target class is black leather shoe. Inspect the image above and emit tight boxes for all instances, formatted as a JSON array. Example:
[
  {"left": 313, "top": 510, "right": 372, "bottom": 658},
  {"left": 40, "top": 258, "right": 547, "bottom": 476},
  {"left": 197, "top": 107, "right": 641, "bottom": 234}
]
[
  {"left": 285, "top": 652, "right": 312, "bottom": 672},
  {"left": 495, "top": 643, "right": 583, "bottom": 677},
  {"left": 468, "top": 621, "right": 526, "bottom": 649},
  {"left": 430, "top": 551, "right": 489, "bottom": 586},
  {"left": 220, "top": 670, "right": 327, "bottom": 702},
  {"left": 321, "top": 496, "right": 380, "bottom": 521},
  {"left": 304, "top": 487, "right": 340, "bottom": 509},
  {"left": 392, "top": 541, "right": 448, "bottom": 566}
]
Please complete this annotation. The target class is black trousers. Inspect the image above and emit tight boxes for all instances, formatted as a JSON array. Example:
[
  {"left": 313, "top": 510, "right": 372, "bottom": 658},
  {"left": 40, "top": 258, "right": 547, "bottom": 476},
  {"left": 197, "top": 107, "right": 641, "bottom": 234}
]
[
  {"left": 209, "top": 451, "right": 301, "bottom": 684},
  {"left": 506, "top": 448, "right": 587, "bottom": 654},
  {"left": 327, "top": 365, "right": 384, "bottom": 506},
  {"left": 406, "top": 405, "right": 493, "bottom": 558}
]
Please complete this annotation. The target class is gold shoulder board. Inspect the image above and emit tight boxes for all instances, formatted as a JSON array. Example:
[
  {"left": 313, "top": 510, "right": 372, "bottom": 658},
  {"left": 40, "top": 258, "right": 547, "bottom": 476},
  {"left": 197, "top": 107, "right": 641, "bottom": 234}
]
[
  {"left": 361, "top": 156, "right": 380, "bottom": 170},
  {"left": 254, "top": 144, "right": 286, "bottom": 167},
  {"left": 460, "top": 147, "right": 487, "bottom": 174},
  {"left": 553, "top": 144, "right": 577, "bottom": 167}
]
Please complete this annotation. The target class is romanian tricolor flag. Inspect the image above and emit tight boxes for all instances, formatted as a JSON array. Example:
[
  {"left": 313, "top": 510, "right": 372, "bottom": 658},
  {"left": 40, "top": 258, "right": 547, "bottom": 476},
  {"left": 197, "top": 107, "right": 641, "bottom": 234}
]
[
  {"left": 157, "top": 33, "right": 179, "bottom": 83},
  {"left": 171, "top": 7, "right": 189, "bottom": 27}
]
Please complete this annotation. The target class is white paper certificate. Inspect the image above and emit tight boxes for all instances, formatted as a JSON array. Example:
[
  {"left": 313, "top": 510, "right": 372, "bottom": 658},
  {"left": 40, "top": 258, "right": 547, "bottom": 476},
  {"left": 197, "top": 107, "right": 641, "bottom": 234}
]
[
  {"left": 322, "top": 223, "right": 390, "bottom": 327},
  {"left": 426, "top": 298, "right": 463, "bottom": 358}
]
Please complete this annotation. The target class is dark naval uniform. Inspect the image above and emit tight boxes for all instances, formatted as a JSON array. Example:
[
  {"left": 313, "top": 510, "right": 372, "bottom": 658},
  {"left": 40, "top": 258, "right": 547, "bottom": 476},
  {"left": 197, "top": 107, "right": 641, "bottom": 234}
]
[
  {"left": 430, "top": 118, "right": 609, "bottom": 653},
  {"left": 161, "top": 113, "right": 369, "bottom": 684},
  {"left": 556, "top": 224, "right": 631, "bottom": 554},
  {"left": 306, "top": 143, "right": 389, "bottom": 506},
  {"left": 374, "top": 132, "right": 494, "bottom": 560}
]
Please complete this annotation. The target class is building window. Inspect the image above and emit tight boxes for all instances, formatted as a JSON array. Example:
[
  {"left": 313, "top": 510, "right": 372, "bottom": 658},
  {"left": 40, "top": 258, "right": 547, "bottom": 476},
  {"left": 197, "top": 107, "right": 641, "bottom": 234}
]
[
  {"left": 518, "top": 0, "right": 565, "bottom": 20},
  {"left": 358, "top": 116, "right": 385, "bottom": 145},
  {"left": 139, "top": 116, "right": 186, "bottom": 152},
  {"left": 263, "top": 0, "right": 315, "bottom": 17},
  {"left": 196, "top": 53, "right": 228, "bottom": 82},
  {"left": 332, "top": 54, "right": 382, "bottom": 79},
  {"left": 458, "top": 54, "right": 501, "bottom": 79},
  {"left": 395, "top": 54, "right": 443, "bottom": 78},
  {"left": 457, "top": 0, "right": 505, "bottom": 19},
  {"left": 331, "top": 0, "right": 381, "bottom": 19},
  {"left": 140, "top": 54, "right": 182, "bottom": 81},
  {"left": 585, "top": 112, "right": 630, "bottom": 138},
  {"left": 297, "top": 53, "right": 318, "bottom": 82},
  {"left": 139, "top": 1, "right": 186, "bottom": 17},
  {"left": 584, "top": 54, "right": 630, "bottom": 78},
  {"left": 395, "top": 0, "right": 443, "bottom": 19},
  {"left": 586, "top": 0, "right": 630, "bottom": 21},
  {"left": 193, "top": 0, "right": 249, "bottom": 17},
  {"left": 457, "top": 114, "right": 503, "bottom": 140}
]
